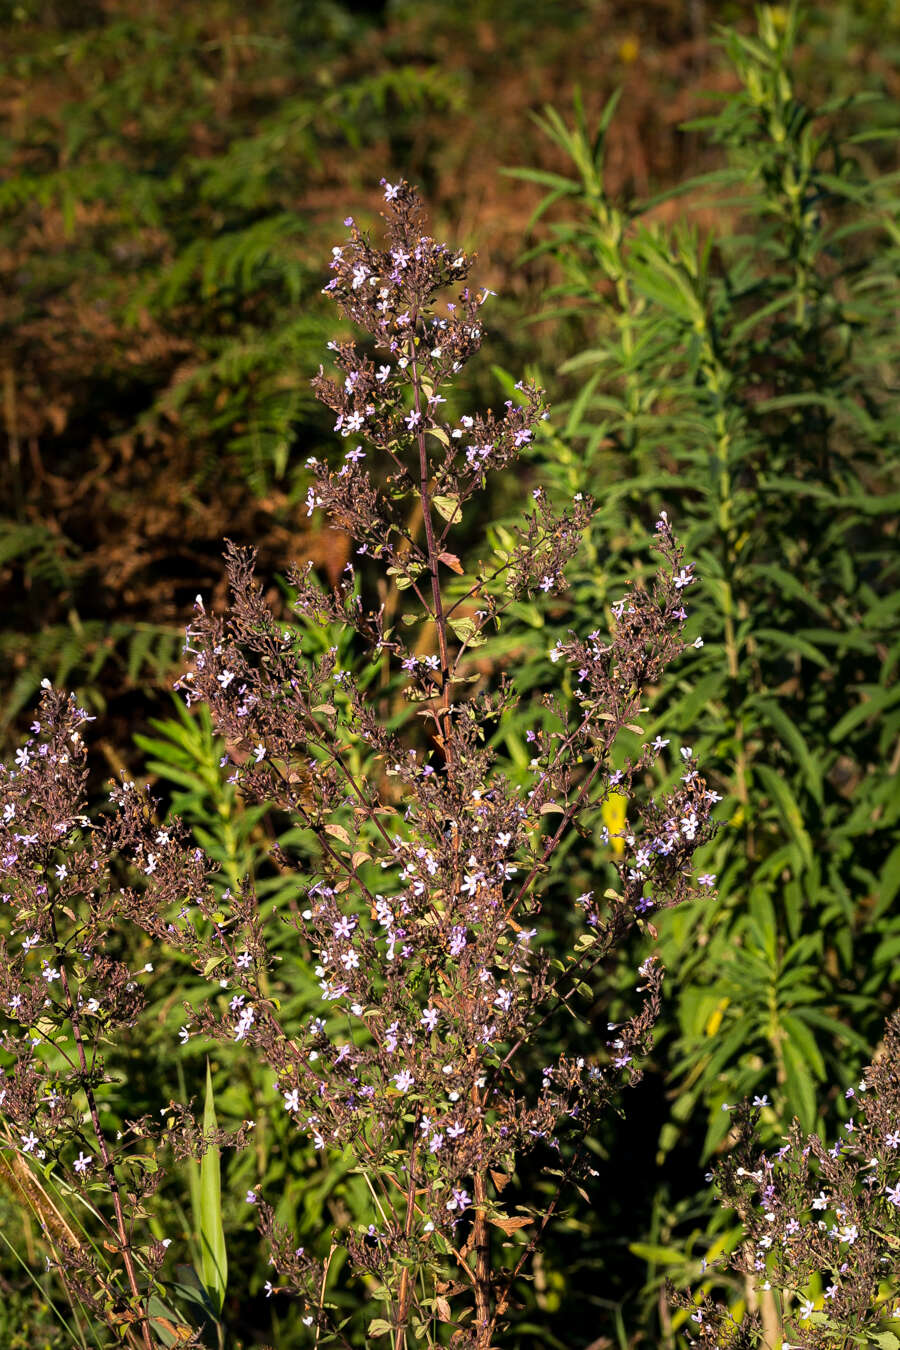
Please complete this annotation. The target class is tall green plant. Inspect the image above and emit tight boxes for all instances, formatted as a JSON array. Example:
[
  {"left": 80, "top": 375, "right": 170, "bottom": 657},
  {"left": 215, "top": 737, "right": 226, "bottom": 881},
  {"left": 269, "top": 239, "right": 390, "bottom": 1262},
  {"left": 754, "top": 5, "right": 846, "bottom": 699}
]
[{"left": 509, "top": 2, "right": 899, "bottom": 1160}]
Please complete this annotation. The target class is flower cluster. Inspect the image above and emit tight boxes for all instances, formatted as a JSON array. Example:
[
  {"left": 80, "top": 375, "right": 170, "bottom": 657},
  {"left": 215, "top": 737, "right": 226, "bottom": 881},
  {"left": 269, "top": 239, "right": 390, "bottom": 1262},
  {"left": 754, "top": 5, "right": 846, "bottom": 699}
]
[
  {"left": 673, "top": 1012, "right": 900, "bottom": 1350},
  {"left": 2, "top": 180, "right": 721, "bottom": 1350},
  {"left": 0, "top": 686, "right": 210, "bottom": 1349},
  {"left": 142, "top": 181, "right": 720, "bottom": 1346}
]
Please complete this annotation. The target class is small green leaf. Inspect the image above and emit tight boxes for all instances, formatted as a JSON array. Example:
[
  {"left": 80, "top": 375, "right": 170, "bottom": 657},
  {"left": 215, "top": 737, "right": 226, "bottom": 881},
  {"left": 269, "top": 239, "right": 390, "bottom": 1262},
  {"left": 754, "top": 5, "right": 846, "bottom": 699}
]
[
  {"left": 628, "top": 1242, "right": 688, "bottom": 1266},
  {"left": 751, "top": 697, "right": 823, "bottom": 806},
  {"left": 449, "top": 616, "right": 481, "bottom": 644},
  {"left": 755, "top": 764, "right": 813, "bottom": 871},
  {"left": 782, "top": 1037, "right": 817, "bottom": 1131},
  {"left": 432, "top": 494, "right": 462, "bottom": 524}
]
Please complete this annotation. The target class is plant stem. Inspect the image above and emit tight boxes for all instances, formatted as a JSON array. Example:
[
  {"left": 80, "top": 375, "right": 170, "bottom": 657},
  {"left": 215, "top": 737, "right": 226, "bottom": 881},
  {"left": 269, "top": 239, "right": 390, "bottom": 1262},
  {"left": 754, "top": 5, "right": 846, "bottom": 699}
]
[
  {"left": 408, "top": 327, "right": 455, "bottom": 767},
  {"left": 393, "top": 1123, "right": 419, "bottom": 1350},
  {"left": 472, "top": 1174, "right": 491, "bottom": 1346},
  {"left": 471, "top": 1085, "right": 491, "bottom": 1349}
]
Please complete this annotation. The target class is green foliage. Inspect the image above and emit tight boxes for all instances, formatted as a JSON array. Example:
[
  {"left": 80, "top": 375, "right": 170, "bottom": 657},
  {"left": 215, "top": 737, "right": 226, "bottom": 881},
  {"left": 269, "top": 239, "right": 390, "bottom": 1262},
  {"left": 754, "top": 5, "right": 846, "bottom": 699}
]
[
  {"left": 134, "top": 700, "right": 258, "bottom": 896},
  {"left": 515, "top": 0, "right": 899, "bottom": 1146},
  {"left": 491, "top": 4, "right": 900, "bottom": 1339},
  {"left": 1, "top": 617, "right": 182, "bottom": 732}
]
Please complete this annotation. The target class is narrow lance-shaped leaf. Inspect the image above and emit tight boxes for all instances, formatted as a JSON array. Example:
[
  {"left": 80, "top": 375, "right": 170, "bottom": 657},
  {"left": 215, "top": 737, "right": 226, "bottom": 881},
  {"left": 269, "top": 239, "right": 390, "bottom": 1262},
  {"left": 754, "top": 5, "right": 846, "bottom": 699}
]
[{"left": 198, "top": 1059, "right": 227, "bottom": 1317}]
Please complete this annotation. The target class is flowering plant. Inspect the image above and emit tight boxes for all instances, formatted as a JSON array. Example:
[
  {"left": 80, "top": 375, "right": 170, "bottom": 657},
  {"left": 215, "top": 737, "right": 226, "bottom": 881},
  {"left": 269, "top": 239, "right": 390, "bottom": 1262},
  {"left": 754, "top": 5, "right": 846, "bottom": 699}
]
[
  {"left": 0, "top": 180, "right": 718, "bottom": 1348},
  {"left": 676, "top": 1012, "right": 900, "bottom": 1350}
]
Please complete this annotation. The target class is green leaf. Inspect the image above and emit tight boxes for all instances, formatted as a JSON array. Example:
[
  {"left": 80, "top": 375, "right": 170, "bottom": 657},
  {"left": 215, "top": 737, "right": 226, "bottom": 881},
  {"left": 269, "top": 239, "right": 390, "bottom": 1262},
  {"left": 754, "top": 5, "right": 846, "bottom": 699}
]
[
  {"left": 754, "top": 764, "right": 814, "bottom": 871},
  {"left": 750, "top": 697, "right": 823, "bottom": 806},
  {"left": 432, "top": 494, "right": 462, "bottom": 524},
  {"left": 628, "top": 1242, "right": 687, "bottom": 1266},
  {"left": 747, "top": 887, "right": 777, "bottom": 966},
  {"left": 830, "top": 684, "right": 900, "bottom": 741},
  {"left": 367, "top": 1318, "right": 394, "bottom": 1337},
  {"left": 874, "top": 842, "right": 900, "bottom": 920},
  {"left": 448, "top": 616, "right": 484, "bottom": 646},
  {"left": 198, "top": 1060, "right": 227, "bottom": 1316},
  {"left": 753, "top": 628, "right": 828, "bottom": 668},
  {"left": 386, "top": 564, "right": 422, "bottom": 591},
  {"left": 781, "top": 1037, "right": 817, "bottom": 1131}
]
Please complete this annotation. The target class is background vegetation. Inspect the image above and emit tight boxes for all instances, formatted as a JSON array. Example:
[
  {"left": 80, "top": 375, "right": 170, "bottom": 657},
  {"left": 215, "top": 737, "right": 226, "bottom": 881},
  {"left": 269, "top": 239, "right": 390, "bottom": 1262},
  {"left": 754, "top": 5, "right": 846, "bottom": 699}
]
[{"left": 1, "top": 1, "right": 898, "bottom": 1346}]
